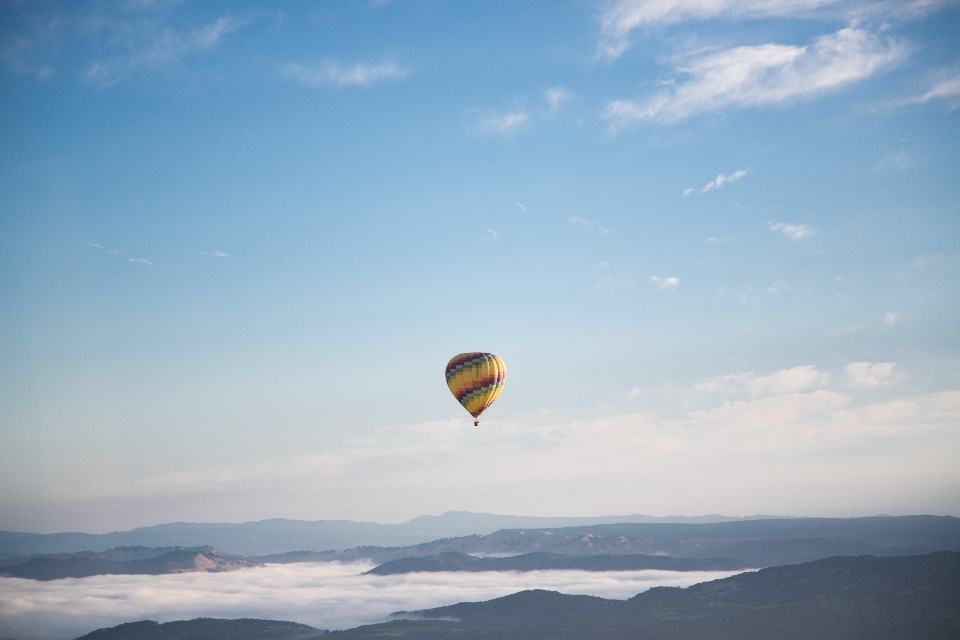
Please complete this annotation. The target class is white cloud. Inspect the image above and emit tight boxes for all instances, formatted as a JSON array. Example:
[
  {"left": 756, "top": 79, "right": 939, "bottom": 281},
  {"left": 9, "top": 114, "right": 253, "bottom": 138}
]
[
  {"left": 767, "top": 281, "right": 792, "bottom": 294},
  {"left": 1, "top": 3, "right": 247, "bottom": 83},
  {"left": 569, "top": 216, "right": 611, "bottom": 234},
  {"left": 192, "top": 16, "right": 248, "bottom": 49},
  {"left": 682, "top": 188, "right": 694, "bottom": 196},
  {"left": 128, "top": 258, "right": 155, "bottom": 266},
  {"left": 515, "top": 203, "right": 527, "bottom": 212},
  {"left": 845, "top": 362, "right": 904, "bottom": 389},
  {"left": 884, "top": 311, "right": 898, "bottom": 324},
  {"left": 282, "top": 59, "right": 410, "bottom": 89},
  {"left": 873, "top": 149, "right": 913, "bottom": 171},
  {"left": 769, "top": 221, "right": 815, "bottom": 240},
  {"left": 596, "top": 0, "right": 948, "bottom": 59},
  {"left": 913, "top": 72, "right": 960, "bottom": 105},
  {"left": 199, "top": 250, "right": 231, "bottom": 257},
  {"left": 472, "top": 111, "right": 530, "bottom": 136},
  {"left": 602, "top": 27, "right": 907, "bottom": 126},
  {"left": 694, "top": 365, "right": 830, "bottom": 395},
  {"left": 486, "top": 230, "right": 498, "bottom": 241},
  {"left": 545, "top": 87, "right": 572, "bottom": 113},
  {"left": 701, "top": 169, "right": 748, "bottom": 192},
  {"left": 0, "top": 564, "right": 738, "bottom": 640},
  {"left": 650, "top": 276, "right": 679, "bottom": 289},
  {"left": 597, "top": 0, "right": 841, "bottom": 59}
]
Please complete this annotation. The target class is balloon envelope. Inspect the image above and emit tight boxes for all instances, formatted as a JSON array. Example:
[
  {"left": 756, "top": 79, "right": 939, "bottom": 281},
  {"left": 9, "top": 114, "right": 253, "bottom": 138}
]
[{"left": 445, "top": 352, "right": 506, "bottom": 419}]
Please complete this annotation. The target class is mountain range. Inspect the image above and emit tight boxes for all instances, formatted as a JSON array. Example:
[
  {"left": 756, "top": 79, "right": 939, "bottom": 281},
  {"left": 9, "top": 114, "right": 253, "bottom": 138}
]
[{"left": 0, "top": 511, "right": 790, "bottom": 556}]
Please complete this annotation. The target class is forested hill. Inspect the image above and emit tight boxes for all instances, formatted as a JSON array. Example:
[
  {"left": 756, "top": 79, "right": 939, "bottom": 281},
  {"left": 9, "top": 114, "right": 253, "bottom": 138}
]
[{"left": 330, "top": 552, "right": 960, "bottom": 640}]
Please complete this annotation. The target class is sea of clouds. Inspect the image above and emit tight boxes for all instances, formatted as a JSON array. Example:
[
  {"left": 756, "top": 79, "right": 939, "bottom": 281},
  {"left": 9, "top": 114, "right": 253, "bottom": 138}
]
[{"left": 0, "top": 563, "right": 745, "bottom": 639}]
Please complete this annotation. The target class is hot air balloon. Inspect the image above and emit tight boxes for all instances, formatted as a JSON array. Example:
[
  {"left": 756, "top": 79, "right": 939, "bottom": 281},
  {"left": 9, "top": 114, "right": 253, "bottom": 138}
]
[{"left": 445, "top": 352, "right": 506, "bottom": 426}]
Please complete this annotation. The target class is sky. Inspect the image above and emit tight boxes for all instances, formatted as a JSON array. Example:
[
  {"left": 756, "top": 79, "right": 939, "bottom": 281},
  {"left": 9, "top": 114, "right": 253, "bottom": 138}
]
[
  {"left": 0, "top": 562, "right": 743, "bottom": 638},
  {"left": 1, "top": 0, "right": 958, "bottom": 534}
]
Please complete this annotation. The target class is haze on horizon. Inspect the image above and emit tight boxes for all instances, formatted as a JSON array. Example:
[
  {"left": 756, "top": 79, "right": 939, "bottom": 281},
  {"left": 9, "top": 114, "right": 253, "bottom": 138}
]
[{"left": 1, "top": 0, "right": 958, "bottom": 535}]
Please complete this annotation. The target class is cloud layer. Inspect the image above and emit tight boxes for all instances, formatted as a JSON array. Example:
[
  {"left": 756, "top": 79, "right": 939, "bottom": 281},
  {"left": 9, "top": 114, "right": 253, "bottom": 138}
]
[
  {"left": 603, "top": 27, "right": 906, "bottom": 125},
  {"left": 0, "top": 564, "right": 740, "bottom": 640}
]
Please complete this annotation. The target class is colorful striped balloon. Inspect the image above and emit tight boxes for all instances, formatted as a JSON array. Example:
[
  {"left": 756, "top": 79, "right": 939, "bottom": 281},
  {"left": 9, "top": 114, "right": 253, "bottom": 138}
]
[{"left": 445, "top": 352, "right": 506, "bottom": 424}]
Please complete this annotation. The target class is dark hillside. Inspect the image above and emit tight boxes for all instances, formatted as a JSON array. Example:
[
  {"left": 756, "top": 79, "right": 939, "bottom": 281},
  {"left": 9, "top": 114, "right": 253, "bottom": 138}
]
[
  {"left": 329, "top": 552, "right": 960, "bottom": 639},
  {"left": 75, "top": 618, "right": 324, "bottom": 640}
]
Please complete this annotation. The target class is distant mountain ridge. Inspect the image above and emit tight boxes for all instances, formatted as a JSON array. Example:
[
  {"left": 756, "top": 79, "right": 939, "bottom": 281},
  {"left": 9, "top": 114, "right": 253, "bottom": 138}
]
[
  {"left": 4, "top": 515, "right": 955, "bottom": 580},
  {"left": 0, "top": 546, "right": 258, "bottom": 580},
  {"left": 364, "top": 552, "right": 749, "bottom": 575},
  {"left": 0, "top": 511, "right": 792, "bottom": 555}
]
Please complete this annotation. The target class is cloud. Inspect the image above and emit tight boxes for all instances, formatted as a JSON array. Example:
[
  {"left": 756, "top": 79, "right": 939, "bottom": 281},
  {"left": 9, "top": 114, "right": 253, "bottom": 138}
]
[
  {"left": 873, "top": 149, "right": 913, "bottom": 171},
  {"left": 81, "top": 14, "right": 249, "bottom": 86},
  {"left": 0, "top": 564, "right": 738, "bottom": 640},
  {"left": 56, "top": 454, "right": 348, "bottom": 501},
  {"left": 545, "top": 87, "right": 571, "bottom": 113},
  {"left": 769, "top": 221, "right": 815, "bottom": 240},
  {"left": 845, "top": 362, "right": 904, "bottom": 389},
  {"left": 701, "top": 169, "right": 748, "bottom": 192},
  {"left": 909, "top": 72, "right": 960, "bottom": 106},
  {"left": 192, "top": 16, "right": 247, "bottom": 49},
  {"left": 569, "top": 216, "right": 611, "bottom": 234},
  {"left": 199, "top": 251, "right": 231, "bottom": 257},
  {"left": 486, "top": 230, "right": 499, "bottom": 241},
  {"left": 650, "top": 276, "right": 679, "bottom": 289},
  {"left": 602, "top": 27, "right": 907, "bottom": 126},
  {"left": 596, "top": 0, "right": 948, "bottom": 59},
  {"left": 128, "top": 258, "right": 155, "bottom": 266},
  {"left": 597, "top": 0, "right": 841, "bottom": 59},
  {"left": 767, "top": 281, "right": 792, "bottom": 294},
  {"left": 0, "top": 4, "right": 247, "bottom": 83},
  {"left": 682, "top": 188, "right": 694, "bottom": 196},
  {"left": 694, "top": 365, "right": 830, "bottom": 395},
  {"left": 884, "top": 311, "right": 898, "bottom": 324},
  {"left": 472, "top": 111, "right": 530, "bottom": 136},
  {"left": 282, "top": 59, "right": 410, "bottom": 89},
  {"left": 515, "top": 203, "right": 527, "bottom": 212}
]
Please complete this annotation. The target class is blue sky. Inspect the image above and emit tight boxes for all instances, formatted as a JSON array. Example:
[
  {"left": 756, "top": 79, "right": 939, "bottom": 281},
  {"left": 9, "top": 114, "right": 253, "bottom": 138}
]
[{"left": 1, "top": 0, "right": 958, "bottom": 533}]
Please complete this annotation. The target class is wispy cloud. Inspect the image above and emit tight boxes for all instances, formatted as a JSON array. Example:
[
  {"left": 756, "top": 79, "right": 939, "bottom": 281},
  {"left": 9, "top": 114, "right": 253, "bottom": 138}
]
[
  {"left": 1, "top": 0, "right": 249, "bottom": 84},
  {"left": 597, "top": 0, "right": 841, "bottom": 59},
  {"left": 472, "top": 111, "right": 530, "bottom": 136},
  {"left": 872, "top": 148, "right": 913, "bottom": 171},
  {"left": 602, "top": 27, "right": 907, "bottom": 126},
  {"left": 900, "top": 72, "right": 960, "bottom": 108},
  {"left": 545, "top": 87, "right": 572, "bottom": 113},
  {"left": 596, "top": 0, "right": 947, "bottom": 59},
  {"left": 845, "top": 362, "right": 904, "bottom": 388},
  {"left": 282, "top": 59, "right": 410, "bottom": 89},
  {"left": 700, "top": 169, "right": 748, "bottom": 193},
  {"left": 769, "top": 221, "right": 815, "bottom": 240},
  {"left": 199, "top": 250, "right": 231, "bottom": 257},
  {"left": 515, "top": 203, "right": 527, "bottom": 212},
  {"left": 917, "top": 73, "right": 960, "bottom": 103},
  {"left": 693, "top": 365, "right": 831, "bottom": 395},
  {"left": 569, "top": 216, "right": 611, "bottom": 234},
  {"left": 83, "top": 15, "right": 249, "bottom": 86},
  {"left": 884, "top": 311, "right": 898, "bottom": 324},
  {"left": 128, "top": 258, "right": 155, "bottom": 266},
  {"left": 650, "top": 276, "right": 679, "bottom": 289}
]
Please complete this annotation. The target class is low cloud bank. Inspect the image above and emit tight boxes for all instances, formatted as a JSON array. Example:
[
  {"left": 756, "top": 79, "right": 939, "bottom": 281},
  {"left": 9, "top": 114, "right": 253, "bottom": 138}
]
[{"left": 0, "top": 563, "right": 741, "bottom": 640}]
